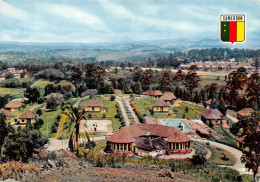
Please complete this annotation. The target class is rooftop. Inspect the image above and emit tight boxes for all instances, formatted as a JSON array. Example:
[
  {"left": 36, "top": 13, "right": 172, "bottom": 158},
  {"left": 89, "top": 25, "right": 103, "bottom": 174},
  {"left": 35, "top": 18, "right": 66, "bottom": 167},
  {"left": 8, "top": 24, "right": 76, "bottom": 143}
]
[
  {"left": 107, "top": 124, "right": 190, "bottom": 143},
  {"left": 84, "top": 99, "right": 102, "bottom": 107}
]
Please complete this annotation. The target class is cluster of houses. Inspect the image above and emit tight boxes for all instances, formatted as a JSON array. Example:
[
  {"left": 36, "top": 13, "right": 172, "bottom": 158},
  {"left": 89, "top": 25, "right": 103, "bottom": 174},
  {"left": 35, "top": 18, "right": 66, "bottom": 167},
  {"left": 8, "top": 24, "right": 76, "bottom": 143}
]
[
  {"left": 142, "top": 90, "right": 178, "bottom": 113},
  {"left": 0, "top": 92, "right": 104, "bottom": 126},
  {"left": 179, "top": 60, "right": 257, "bottom": 72},
  {"left": 0, "top": 67, "right": 30, "bottom": 80}
]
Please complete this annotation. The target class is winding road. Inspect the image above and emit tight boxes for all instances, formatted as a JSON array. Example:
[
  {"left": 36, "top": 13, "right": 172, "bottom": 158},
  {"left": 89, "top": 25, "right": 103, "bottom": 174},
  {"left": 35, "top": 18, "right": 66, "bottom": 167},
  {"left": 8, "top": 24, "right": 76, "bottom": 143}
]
[{"left": 192, "top": 138, "right": 246, "bottom": 173}]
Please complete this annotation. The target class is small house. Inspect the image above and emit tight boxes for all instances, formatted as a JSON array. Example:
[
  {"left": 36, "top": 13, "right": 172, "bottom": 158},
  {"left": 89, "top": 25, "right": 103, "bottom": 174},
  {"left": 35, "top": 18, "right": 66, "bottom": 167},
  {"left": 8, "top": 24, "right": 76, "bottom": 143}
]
[
  {"left": 201, "top": 109, "right": 223, "bottom": 126},
  {"left": 80, "top": 89, "right": 99, "bottom": 97},
  {"left": 114, "top": 89, "right": 122, "bottom": 94},
  {"left": 234, "top": 136, "right": 249, "bottom": 151},
  {"left": 84, "top": 99, "right": 102, "bottom": 112},
  {"left": 152, "top": 99, "right": 171, "bottom": 113},
  {"left": 237, "top": 108, "right": 254, "bottom": 118},
  {"left": 16, "top": 110, "right": 38, "bottom": 125},
  {"left": 159, "top": 92, "right": 177, "bottom": 104},
  {"left": 5, "top": 101, "right": 24, "bottom": 111},
  {"left": 142, "top": 90, "right": 162, "bottom": 98}
]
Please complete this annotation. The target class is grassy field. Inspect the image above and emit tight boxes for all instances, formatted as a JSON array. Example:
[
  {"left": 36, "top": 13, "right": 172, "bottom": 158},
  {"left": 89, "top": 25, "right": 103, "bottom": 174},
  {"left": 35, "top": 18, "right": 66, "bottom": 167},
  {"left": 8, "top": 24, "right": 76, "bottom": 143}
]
[
  {"left": 134, "top": 97, "right": 205, "bottom": 119},
  {"left": 207, "top": 144, "right": 236, "bottom": 166},
  {"left": 200, "top": 75, "right": 226, "bottom": 87},
  {"left": 0, "top": 87, "right": 24, "bottom": 95},
  {"left": 40, "top": 107, "right": 63, "bottom": 138},
  {"left": 32, "top": 80, "right": 53, "bottom": 87}
]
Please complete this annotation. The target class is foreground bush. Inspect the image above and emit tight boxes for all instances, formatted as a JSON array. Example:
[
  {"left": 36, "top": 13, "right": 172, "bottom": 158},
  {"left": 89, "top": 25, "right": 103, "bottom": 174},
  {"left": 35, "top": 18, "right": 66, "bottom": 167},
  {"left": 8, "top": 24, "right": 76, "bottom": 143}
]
[{"left": 0, "top": 162, "right": 38, "bottom": 181}]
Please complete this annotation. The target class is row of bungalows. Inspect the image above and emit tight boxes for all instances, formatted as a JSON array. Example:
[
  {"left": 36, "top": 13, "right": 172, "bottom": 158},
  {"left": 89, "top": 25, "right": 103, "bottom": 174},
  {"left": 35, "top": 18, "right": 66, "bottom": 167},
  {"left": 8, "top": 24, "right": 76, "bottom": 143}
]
[{"left": 150, "top": 92, "right": 177, "bottom": 113}]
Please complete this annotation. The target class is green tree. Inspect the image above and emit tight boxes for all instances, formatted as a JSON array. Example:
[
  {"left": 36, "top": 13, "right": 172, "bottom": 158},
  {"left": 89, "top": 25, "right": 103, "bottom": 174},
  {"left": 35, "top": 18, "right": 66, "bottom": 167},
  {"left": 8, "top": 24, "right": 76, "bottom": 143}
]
[
  {"left": 0, "top": 114, "right": 8, "bottom": 154},
  {"left": 231, "top": 111, "right": 260, "bottom": 182},
  {"left": 46, "top": 97, "right": 58, "bottom": 110},
  {"left": 64, "top": 106, "right": 88, "bottom": 156},
  {"left": 2, "top": 128, "right": 48, "bottom": 162},
  {"left": 24, "top": 86, "right": 40, "bottom": 102}
]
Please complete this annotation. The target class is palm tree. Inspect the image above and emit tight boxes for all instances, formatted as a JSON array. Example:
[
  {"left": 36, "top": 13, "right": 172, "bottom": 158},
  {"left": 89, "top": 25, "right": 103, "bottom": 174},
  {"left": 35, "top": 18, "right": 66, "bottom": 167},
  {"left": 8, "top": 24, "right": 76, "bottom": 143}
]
[{"left": 64, "top": 106, "right": 89, "bottom": 156}]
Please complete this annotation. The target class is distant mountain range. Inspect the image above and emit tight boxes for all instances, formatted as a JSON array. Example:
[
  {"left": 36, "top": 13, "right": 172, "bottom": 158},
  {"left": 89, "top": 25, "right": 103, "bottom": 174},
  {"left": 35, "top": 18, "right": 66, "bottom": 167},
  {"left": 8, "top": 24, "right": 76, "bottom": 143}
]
[{"left": 0, "top": 38, "right": 259, "bottom": 61}]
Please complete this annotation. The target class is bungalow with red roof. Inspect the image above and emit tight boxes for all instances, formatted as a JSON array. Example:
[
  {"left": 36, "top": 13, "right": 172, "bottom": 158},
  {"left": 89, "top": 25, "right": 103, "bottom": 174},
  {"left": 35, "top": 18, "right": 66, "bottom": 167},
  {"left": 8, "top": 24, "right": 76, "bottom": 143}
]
[
  {"left": 16, "top": 110, "right": 38, "bottom": 125},
  {"left": 5, "top": 100, "right": 24, "bottom": 111},
  {"left": 152, "top": 99, "right": 171, "bottom": 113},
  {"left": 237, "top": 108, "right": 254, "bottom": 118},
  {"left": 106, "top": 124, "right": 191, "bottom": 157},
  {"left": 142, "top": 90, "right": 162, "bottom": 98},
  {"left": 201, "top": 109, "right": 224, "bottom": 126},
  {"left": 84, "top": 99, "right": 102, "bottom": 112}
]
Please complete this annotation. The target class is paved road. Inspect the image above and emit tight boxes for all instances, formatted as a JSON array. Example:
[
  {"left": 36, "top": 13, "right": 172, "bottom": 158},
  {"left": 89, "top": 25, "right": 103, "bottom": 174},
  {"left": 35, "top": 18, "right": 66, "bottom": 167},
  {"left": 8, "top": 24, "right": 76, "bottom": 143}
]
[{"left": 192, "top": 138, "right": 245, "bottom": 172}]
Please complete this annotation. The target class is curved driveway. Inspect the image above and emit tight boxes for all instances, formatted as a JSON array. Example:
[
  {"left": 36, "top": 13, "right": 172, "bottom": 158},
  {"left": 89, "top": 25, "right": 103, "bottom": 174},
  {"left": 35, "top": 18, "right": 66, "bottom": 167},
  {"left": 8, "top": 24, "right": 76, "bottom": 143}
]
[{"left": 192, "top": 138, "right": 245, "bottom": 172}]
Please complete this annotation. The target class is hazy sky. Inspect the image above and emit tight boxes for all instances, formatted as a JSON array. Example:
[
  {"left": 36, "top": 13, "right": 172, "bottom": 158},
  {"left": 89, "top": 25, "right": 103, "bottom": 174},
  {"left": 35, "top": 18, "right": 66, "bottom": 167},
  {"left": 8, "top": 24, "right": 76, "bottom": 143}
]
[{"left": 0, "top": 0, "right": 259, "bottom": 43}]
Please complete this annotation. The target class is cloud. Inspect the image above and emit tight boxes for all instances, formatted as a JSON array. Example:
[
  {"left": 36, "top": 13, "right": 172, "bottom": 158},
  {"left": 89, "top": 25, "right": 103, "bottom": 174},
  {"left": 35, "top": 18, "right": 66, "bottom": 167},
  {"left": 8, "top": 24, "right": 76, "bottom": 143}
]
[
  {"left": 43, "top": 4, "right": 110, "bottom": 32},
  {"left": 0, "top": 1, "right": 28, "bottom": 19}
]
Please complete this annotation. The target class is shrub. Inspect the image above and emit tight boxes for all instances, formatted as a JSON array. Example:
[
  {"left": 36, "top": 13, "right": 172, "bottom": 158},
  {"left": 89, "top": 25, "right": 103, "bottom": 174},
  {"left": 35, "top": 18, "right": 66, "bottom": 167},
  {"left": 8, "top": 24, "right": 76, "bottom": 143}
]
[
  {"left": 110, "top": 95, "right": 116, "bottom": 101},
  {"left": 36, "top": 109, "right": 43, "bottom": 116},
  {"left": 37, "top": 98, "right": 44, "bottom": 104}
]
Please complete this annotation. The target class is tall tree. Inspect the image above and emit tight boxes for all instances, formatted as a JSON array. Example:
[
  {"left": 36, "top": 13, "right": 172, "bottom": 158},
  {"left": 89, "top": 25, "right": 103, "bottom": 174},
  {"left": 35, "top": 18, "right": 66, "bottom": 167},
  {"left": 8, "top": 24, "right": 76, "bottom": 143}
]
[
  {"left": 246, "top": 73, "right": 260, "bottom": 109},
  {"left": 65, "top": 106, "right": 88, "bottom": 156},
  {"left": 231, "top": 111, "right": 260, "bottom": 182},
  {"left": 0, "top": 114, "right": 8, "bottom": 154},
  {"left": 226, "top": 67, "right": 248, "bottom": 107},
  {"left": 24, "top": 86, "right": 40, "bottom": 103}
]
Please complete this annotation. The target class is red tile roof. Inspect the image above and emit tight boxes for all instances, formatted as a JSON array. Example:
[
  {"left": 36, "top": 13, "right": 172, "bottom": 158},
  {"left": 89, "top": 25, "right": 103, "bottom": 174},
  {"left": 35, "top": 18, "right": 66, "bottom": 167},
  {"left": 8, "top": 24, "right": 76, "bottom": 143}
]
[
  {"left": 5, "top": 101, "right": 23, "bottom": 109},
  {"left": 142, "top": 90, "right": 162, "bottom": 96},
  {"left": 84, "top": 99, "right": 102, "bottom": 107},
  {"left": 205, "top": 99, "right": 212, "bottom": 105},
  {"left": 151, "top": 99, "right": 170, "bottom": 107},
  {"left": 18, "top": 110, "right": 37, "bottom": 119},
  {"left": 237, "top": 108, "right": 254, "bottom": 116},
  {"left": 107, "top": 124, "right": 190, "bottom": 143},
  {"left": 160, "top": 92, "right": 177, "bottom": 101},
  {"left": 201, "top": 109, "right": 223, "bottom": 120},
  {"left": 0, "top": 108, "right": 11, "bottom": 117}
]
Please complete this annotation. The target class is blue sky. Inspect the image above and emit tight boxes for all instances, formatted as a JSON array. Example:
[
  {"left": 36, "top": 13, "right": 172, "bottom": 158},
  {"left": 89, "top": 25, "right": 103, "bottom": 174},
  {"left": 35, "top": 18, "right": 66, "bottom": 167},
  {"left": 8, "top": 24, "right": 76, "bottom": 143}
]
[{"left": 0, "top": 0, "right": 259, "bottom": 43}]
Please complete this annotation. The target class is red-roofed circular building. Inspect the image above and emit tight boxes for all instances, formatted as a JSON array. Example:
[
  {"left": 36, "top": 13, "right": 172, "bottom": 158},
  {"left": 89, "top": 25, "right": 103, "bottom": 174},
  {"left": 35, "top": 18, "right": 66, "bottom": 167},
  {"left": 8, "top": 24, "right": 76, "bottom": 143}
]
[{"left": 106, "top": 124, "right": 191, "bottom": 157}]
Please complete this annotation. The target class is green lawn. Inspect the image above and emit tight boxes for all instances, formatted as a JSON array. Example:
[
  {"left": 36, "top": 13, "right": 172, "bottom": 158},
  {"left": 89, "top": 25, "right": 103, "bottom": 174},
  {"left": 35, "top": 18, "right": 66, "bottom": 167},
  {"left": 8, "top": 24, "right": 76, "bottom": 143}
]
[
  {"left": 207, "top": 144, "right": 236, "bottom": 166},
  {"left": 134, "top": 97, "right": 205, "bottom": 119},
  {"left": 32, "top": 80, "right": 53, "bottom": 87},
  {"left": 40, "top": 107, "right": 63, "bottom": 138},
  {"left": 0, "top": 87, "right": 24, "bottom": 95}
]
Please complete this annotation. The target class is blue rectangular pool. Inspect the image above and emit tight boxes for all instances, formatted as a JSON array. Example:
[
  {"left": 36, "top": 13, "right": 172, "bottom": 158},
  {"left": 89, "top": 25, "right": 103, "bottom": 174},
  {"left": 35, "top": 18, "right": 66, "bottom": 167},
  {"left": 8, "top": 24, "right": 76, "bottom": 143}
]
[{"left": 165, "top": 119, "right": 192, "bottom": 130}]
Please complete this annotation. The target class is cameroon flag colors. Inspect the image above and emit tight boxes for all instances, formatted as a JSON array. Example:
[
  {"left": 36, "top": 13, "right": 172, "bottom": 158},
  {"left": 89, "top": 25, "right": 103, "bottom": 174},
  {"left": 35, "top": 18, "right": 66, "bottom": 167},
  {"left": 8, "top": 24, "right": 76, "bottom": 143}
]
[{"left": 220, "top": 15, "right": 245, "bottom": 43}]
